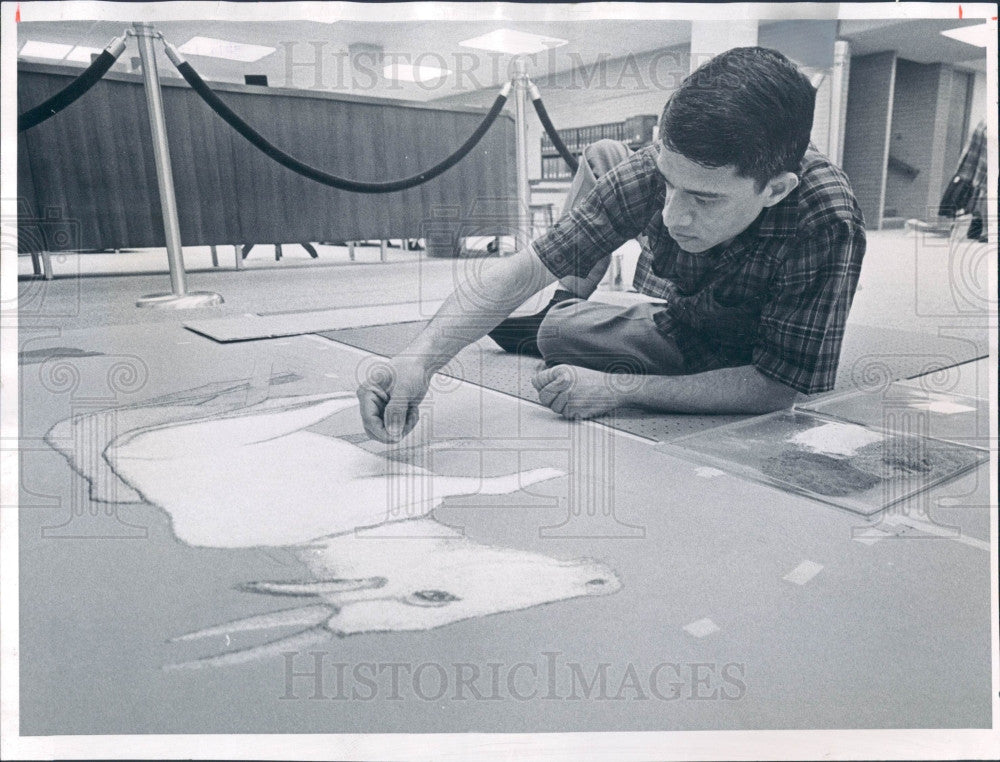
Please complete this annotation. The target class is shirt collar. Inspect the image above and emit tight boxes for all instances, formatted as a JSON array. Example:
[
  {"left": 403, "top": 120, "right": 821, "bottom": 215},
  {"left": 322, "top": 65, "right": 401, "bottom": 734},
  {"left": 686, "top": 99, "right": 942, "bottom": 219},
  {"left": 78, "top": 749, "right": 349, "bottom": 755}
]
[{"left": 755, "top": 188, "right": 800, "bottom": 238}]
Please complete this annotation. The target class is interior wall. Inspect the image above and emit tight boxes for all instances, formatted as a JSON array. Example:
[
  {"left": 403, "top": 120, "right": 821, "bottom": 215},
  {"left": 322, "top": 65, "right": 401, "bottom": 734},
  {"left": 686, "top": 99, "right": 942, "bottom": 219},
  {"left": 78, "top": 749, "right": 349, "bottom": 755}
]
[
  {"left": 842, "top": 51, "right": 896, "bottom": 229},
  {"left": 828, "top": 41, "right": 851, "bottom": 166},
  {"left": 882, "top": 61, "right": 976, "bottom": 221},
  {"left": 810, "top": 72, "right": 834, "bottom": 157},
  {"left": 760, "top": 20, "right": 841, "bottom": 160},
  {"left": 689, "top": 20, "right": 758, "bottom": 70},
  {"left": 883, "top": 59, "right": 943, "bottom": 220},
  {"left": 758, "top": 20, "right": 837, "bottom": 69},
  {"left": 968, "top": 69, "right": 988, "bottom": 136}
]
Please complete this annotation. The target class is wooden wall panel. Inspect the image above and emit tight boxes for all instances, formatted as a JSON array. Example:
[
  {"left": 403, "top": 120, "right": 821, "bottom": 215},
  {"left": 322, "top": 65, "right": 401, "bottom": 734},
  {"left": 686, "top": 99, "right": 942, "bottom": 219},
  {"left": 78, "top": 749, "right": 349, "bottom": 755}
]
[{"left": 17, "top": 63, "right": 517, "bottom": 251}]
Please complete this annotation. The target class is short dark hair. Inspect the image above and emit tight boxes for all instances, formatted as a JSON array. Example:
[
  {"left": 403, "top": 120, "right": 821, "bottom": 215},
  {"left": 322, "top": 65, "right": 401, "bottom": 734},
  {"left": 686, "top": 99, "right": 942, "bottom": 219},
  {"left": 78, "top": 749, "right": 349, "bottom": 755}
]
[{"left": 659, "top": 47, "right": 815, "bottom": 189}]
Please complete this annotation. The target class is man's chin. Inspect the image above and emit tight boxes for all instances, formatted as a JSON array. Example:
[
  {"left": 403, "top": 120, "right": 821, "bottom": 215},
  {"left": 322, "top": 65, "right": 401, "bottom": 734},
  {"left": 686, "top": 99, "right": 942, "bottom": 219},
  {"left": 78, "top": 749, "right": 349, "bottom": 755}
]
[{"left": 675, "top": 237, "right": 713, "bottom": 253}]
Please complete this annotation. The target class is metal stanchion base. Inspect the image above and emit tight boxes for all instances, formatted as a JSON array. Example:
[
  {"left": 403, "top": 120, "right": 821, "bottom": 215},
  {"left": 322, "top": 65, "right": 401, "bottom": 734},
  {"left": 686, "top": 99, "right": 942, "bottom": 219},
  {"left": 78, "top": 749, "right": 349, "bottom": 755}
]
[{"left": 136, "top": 291, "right": 224, "bottom": 309}]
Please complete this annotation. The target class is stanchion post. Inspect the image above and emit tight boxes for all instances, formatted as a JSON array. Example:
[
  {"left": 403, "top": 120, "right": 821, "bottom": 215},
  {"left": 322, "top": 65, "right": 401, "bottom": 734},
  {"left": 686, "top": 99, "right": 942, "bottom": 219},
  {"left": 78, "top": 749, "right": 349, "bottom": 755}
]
[
  {"left": 512, "top": 58, "right": 532, "bottom": 250},
  {"left": 133, "top": 22, "right": 222, "bottom": 309},
  {"left": 609, "top": 252, "right": 623, "bottom": 290}
]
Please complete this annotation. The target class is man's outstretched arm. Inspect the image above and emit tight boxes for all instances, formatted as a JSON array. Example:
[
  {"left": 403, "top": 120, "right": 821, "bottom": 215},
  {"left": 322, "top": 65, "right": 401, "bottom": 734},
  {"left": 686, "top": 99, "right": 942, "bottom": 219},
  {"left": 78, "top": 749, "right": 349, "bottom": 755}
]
[
  {"left": 406, "top": 246, "right": 556, "bottom": 371},
  {"left": 358, "top": 246, "right": 557, "bottom": 442}
]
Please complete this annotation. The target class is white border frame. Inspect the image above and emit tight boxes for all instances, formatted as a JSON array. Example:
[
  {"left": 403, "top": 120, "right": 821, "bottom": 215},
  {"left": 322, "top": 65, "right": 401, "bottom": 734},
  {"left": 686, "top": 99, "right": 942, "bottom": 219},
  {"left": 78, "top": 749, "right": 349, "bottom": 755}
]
[{"left": 2, "top": 3, "right": 997, "bottom": 759}]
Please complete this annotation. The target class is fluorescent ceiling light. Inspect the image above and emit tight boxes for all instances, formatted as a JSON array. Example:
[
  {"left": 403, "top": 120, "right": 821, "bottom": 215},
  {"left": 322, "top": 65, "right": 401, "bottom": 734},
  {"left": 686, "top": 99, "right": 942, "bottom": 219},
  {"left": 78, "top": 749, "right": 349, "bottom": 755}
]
[
  {"left": 383, "top": 62, "right": 450, "bottom": 84},
  {"left": 940, "top": 24, "right": 991, "bottom": 47},
  {"left": 19, "top": 40, "right": 74, "bottom": 60},
  {"left": 459, "top": 29, "right": 569, "bottom": 56},
  {"left": 178, "top": 36, "right": 276, "bottom": 62},
  {"left": 65, "top": 46, "right": 102, "bottom": 63}
]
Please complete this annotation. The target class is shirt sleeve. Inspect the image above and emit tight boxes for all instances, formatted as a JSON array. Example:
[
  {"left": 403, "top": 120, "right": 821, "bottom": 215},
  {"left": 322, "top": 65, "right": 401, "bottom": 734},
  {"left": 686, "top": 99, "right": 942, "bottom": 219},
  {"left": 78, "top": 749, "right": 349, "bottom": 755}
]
[
  {"left": 531, "top": 150, "right": 658, "bottom": 280},
  {"left": 752, "top": 220, "right": 865, "bottom": 395}
]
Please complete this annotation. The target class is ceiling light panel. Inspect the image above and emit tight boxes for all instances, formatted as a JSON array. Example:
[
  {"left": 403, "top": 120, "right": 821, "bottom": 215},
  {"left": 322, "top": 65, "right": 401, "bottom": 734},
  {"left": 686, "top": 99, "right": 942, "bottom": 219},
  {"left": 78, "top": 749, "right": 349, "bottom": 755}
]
[
  {"left": 19, "top": 40, "right": 74, "bottom": 60},
  {"left": 939, "top": 24, "right": 991, "bottom": 48},
  {"left": 65, "top": 46, "right": 103, "bottom": 63},
  {"left": 178, "top": 36, "right": 276, "bottom": 62},
  {"left": 383, "top": 62, "right": 451, "bottom": 83},
  {"left": 459, "top": 29, "right": 569, "bottom": 56}
]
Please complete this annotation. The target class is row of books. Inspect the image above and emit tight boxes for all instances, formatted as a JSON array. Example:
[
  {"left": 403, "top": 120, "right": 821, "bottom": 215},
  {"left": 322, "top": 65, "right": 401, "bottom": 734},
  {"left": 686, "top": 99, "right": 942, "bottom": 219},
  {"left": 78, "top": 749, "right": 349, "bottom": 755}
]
[
  {"left": 541, "top": 155, "right": 577, "bottom": 180},
  {"left": 540, "top": 121, "right": 628, "bottom": 152},
  {"left": 539, "top": 114, "right": 659, "bottom": 180}
]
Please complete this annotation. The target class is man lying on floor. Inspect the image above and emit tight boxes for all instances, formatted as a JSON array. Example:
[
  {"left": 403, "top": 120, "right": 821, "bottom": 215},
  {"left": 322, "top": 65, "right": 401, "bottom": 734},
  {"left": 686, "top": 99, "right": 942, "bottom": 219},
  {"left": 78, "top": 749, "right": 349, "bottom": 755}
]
[{"left": 358, "top": 46, "right": 865, "bottom": 443}]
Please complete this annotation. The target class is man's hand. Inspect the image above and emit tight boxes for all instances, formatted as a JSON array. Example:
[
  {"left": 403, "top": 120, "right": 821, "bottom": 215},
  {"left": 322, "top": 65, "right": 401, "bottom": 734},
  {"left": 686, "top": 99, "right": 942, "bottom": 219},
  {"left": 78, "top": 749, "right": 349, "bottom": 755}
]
[
  {"left": 357, "top": 356, "right": 430, "bottom": 443},
  {"left": 354, "top": 245, "right": 556, "bottom": 439},
  {"left": 531, "top": 364, "right": 627, "bottom": 420}
]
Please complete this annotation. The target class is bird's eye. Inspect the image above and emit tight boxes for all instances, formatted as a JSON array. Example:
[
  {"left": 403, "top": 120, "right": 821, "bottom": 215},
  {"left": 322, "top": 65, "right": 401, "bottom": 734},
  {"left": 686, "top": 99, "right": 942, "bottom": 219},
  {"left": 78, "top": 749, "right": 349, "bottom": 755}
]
[
  {"left": 414, "top": 589, "right": 457, "bottom": 602},
  {"left": 404, "top": 589, "right": 460, "bottom": 607}
]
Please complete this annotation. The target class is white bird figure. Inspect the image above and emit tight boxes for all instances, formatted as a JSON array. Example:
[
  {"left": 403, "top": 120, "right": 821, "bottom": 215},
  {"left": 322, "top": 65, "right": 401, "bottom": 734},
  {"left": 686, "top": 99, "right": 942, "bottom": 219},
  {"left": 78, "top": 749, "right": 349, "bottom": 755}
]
[
  {"left": 46, "top": 375, "right": 294, "bottom": 504},
  {"left": 105, "top": 392, "right": 566, "bottom": 548},
  {"left": 55, "top": 388, "right": 623, "bottom": 666},
  {"left": 168, "top": 518, "right": 620, "bottom": 669}
]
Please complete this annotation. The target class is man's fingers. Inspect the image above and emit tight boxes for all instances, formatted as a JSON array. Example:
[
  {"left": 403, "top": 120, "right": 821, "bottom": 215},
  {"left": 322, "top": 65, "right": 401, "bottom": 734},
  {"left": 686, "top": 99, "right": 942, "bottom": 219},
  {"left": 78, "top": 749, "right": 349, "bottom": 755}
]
[
  {"left": 357, "top": 387, "right": 391, "bottom": 442},
  {"left": 366, "top": 383, "right": 390, "bottom": 404},
  {"left": 358, "top": 383, "right": 389, "bottom": 406},
  {"left": 384, "top": 400, "right": 410, "bottom": 441},
  {"left": 356, "top": 355, "right": 432, "bottom": 444},
  {"left": 356, "top": 391, "right": 418, "bottom": 443},
  {"left": 401, "top": 405, "right": 420, "bottom": 438},
  {"left": 366, "top": 361, "right": 396, "bottom": 396}
]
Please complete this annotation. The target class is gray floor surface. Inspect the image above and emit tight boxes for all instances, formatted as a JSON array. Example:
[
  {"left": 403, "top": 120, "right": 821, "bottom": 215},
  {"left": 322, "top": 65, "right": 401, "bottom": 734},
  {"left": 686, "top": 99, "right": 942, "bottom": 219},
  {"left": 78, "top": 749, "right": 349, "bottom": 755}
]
[{"left": 12, "top": 228, "right": 995, "bottom": 734}]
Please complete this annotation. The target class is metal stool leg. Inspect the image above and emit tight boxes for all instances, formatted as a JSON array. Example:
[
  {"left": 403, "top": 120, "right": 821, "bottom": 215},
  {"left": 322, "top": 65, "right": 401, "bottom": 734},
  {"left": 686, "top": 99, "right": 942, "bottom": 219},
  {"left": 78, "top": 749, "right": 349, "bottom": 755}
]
[
  {"left": 302, "top": 242, "right": 318, "bottom": 258},
  {"left": 210, "top": 245, "right": 219, "bottom": 267}
]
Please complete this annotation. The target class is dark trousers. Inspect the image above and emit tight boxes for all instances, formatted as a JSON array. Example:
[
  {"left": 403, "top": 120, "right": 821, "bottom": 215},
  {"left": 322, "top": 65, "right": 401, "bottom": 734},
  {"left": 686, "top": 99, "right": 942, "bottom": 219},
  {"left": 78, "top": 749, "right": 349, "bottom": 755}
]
[{"left": 538, "top": 140, "right": 687, "bottom": 375}]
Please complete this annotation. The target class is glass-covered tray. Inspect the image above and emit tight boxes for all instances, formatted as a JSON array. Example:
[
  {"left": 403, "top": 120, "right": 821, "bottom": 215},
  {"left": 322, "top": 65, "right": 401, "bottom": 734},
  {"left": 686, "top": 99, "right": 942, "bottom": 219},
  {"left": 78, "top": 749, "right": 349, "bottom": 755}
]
[
  {"left": 800, "top": 383, "right": 988, "bottom": 445},
  {"left": 659, "top": 408, "right": 989, "bottom": 515}
]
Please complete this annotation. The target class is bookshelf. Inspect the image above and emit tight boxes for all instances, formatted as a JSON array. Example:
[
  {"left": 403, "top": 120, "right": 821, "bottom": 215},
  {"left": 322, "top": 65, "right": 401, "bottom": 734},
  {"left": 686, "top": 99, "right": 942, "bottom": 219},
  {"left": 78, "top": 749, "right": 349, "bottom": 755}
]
[{"left": 540, "top": 114, "right": 659, "bottom": 180}]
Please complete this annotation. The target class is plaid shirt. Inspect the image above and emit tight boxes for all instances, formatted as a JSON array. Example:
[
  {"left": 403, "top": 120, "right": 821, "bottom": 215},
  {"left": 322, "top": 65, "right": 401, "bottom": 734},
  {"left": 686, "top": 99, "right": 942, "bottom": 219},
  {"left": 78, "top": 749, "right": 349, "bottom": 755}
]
[{"left": 532, "top": 145, "right": 866, "bottom": 395}]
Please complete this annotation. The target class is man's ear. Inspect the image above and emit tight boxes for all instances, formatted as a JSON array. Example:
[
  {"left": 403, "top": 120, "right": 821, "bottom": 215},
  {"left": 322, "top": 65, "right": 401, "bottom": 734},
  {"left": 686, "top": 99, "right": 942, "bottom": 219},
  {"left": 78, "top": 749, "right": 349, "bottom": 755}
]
[{"left": 761, "top": 172, "right": 800, "bottom": 207}]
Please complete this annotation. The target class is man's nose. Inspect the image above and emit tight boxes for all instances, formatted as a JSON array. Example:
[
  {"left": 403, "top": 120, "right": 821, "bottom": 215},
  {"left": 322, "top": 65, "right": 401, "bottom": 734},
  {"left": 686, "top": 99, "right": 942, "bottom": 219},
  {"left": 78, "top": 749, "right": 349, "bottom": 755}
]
[{"left": 662, "top": 192, "right": 693, "bottom": 230}]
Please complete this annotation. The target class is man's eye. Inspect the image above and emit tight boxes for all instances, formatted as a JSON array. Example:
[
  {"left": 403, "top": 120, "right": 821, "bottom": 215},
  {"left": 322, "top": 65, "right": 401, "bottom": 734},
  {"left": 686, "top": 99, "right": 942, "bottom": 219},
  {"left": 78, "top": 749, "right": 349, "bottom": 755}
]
[{"left": 693, "top": 196, "right": 712, "bottom": 206}]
